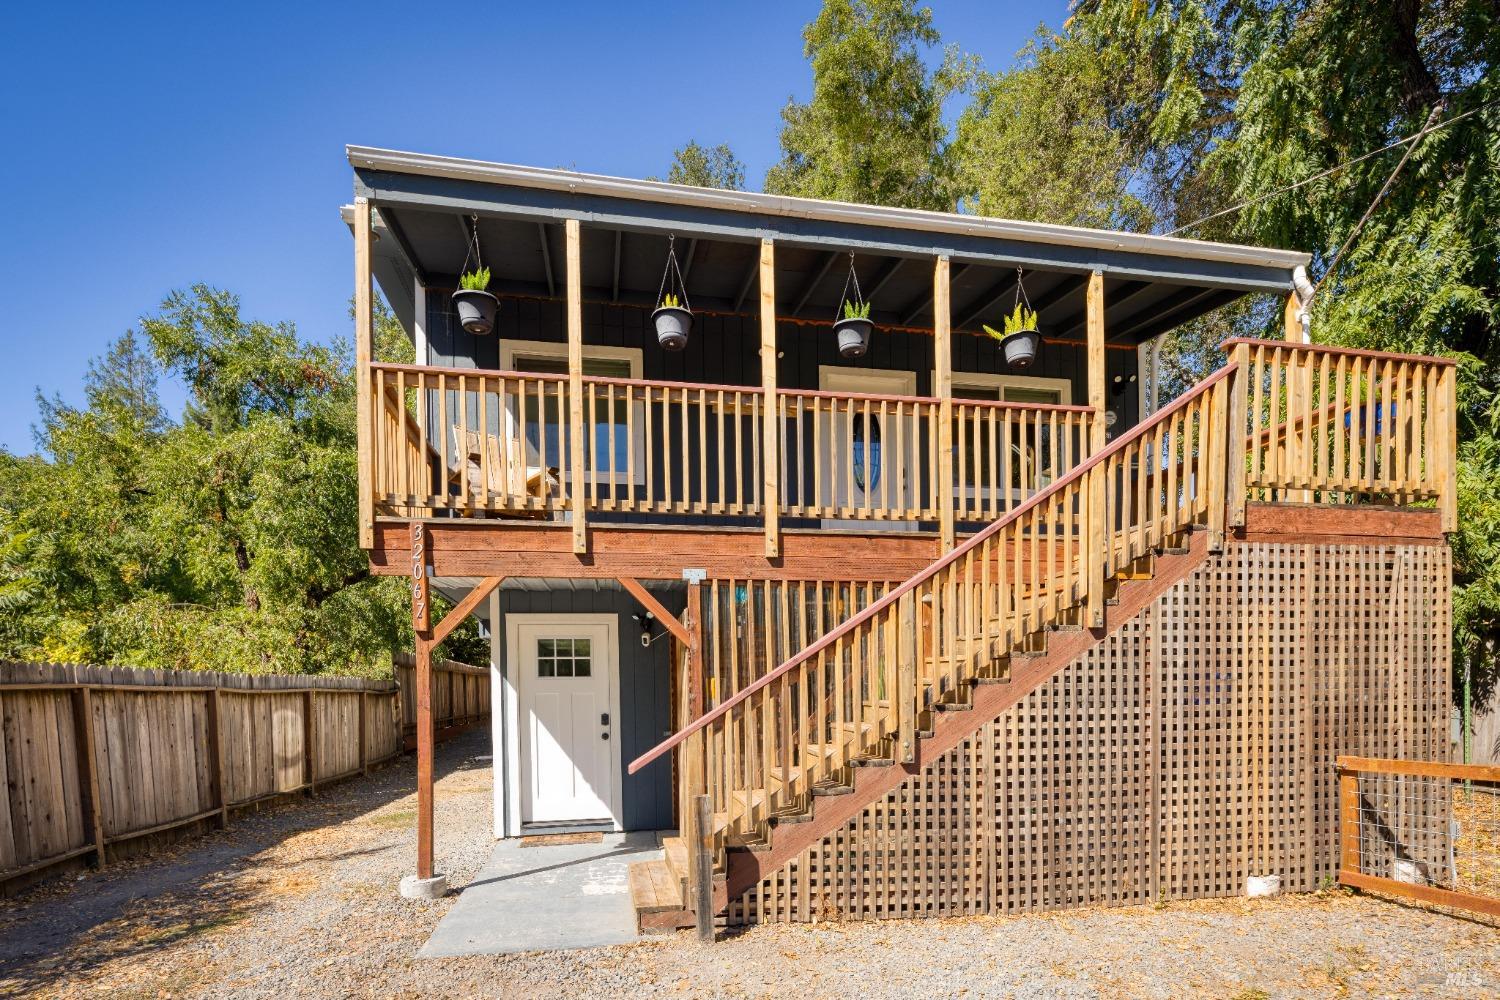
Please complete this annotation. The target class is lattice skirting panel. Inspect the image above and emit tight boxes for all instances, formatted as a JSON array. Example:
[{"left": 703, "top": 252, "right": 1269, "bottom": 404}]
[{"left": 727, "top": 541, "right": 1451, "bottom": 924}]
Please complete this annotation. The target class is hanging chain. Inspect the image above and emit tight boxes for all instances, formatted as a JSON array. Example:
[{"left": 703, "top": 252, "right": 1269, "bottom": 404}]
[
  {"left": 458, "top": 214, "right": 484, "bottom": 277},
  {"left": 655, "top": 234, "right": 691, "bottom": 311},
  {"left": 1013, "top": 267, "right": 1033, "bottom": 314},
  {"left": 836, "top": 251, "right": 864, "bottom": 321}
]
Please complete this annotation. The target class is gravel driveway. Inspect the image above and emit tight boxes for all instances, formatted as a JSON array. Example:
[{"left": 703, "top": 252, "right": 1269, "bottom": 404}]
[{"left": 2, "top": 728, "right": 1496, "bottom": 1000}]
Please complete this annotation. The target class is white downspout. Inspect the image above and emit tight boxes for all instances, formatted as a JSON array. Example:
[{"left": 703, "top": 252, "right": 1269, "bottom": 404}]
[{"left": 1292, "top": 265, "right": 1316, "bottom": 342}]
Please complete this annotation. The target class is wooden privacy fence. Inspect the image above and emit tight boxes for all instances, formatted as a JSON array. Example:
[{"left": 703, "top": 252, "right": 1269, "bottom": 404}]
[
  {"left": 0, "top": 662, "right": 406, "bottom": 888},
  {"left": 1337, "top": 756, "right": 1500, "bottom": 920},
  {"left": 392, "top": 652, "right": 491, "bottom": 745}
]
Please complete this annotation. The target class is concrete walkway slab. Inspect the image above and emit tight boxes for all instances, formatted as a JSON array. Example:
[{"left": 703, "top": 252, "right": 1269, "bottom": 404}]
[{"left": 420, "top": 831, "right": 663, "bottom": 956}]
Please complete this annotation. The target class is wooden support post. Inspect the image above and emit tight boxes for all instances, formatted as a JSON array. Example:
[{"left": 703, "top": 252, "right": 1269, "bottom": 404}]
[
  {"left": 412, "top": 574, "right": 503, "bottom": 883},
  {"left": 686, "top": 580, "right": 705, "bottom": 718},
  {"left": 1338, "top": 766, "right": 1360, "bottom": 877},
  {"left": 1226, "top": 342, "right": 1250, "bottom": 528},
  {"left": 415, "top": 634, "right": 437, "bottom": 880},
  {"left": 206, "top": 688, "right": 228, "bottom": 828},
  {"left": 303, "top": 690, "right": 317, "bottom": 794},
  {"left": 759, "top": 239, "right": 780, "bottom": 557},
  {"left": 1284, "top": 291, "right": 1312, "bottom": 500},
  {"left": 1283, "top": 290, "right": 1305, "bottom": 343},
  {"left": 693, "top": 793, "right": 714, "bottom": 942},
  {"left": 1439, "top": 364, "right": 1458, "bottom": 533},
  {"left": 1206, "top": 373, "right": 1227, "bottom": 552},
  {"left": 934, "top": 255, "right": 955, "bottom": 551},
  {"left": 70, "top": 687, "right": 106, "bottom": 867},
  {"left": 1085, "top": 270, "right": 1106, "bottom": 626},
  {"left": 896, "top": 592, "right": 917, "bottom": 764},
  {"left": 565, "top": 218, "right": 588, "bottom": 554},
  {"left": 354, "top": 197, "right": 374, "bottom": 549}
]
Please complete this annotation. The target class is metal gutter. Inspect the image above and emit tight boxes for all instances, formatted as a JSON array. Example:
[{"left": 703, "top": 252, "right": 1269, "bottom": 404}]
[{"left": 346, "top": 145, "right": 1311, "bottom": 273}]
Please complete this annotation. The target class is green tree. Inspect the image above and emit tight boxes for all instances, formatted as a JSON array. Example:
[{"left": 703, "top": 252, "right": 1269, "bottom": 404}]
[
  {"left": 765, "top": 0, "right": 972, "bottom": 209},
  {"left": 0, "top": 288, "right": 481, "bottom": 675},
  {"left": 661, "top": 141, "right": 746, "bottom": 190},
  {"left": 992, "top": 0, "right": 1499, "bottom": 707}
]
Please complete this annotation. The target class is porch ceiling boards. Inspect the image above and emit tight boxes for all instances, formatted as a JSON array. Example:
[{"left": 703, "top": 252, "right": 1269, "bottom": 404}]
[{"left": 346, "top": 146, "right": 1309, "bottom": 348}]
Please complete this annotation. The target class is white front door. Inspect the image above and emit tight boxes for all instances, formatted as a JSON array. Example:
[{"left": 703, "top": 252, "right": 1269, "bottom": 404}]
[
  {"left": 818, "top": 366, "right": 919, "bottom": 530},
  {"left": 516, "top": 619, "right": 616, "bottom": 825}
]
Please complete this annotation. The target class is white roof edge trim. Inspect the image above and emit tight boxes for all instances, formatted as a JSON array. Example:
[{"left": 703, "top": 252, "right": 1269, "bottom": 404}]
[{"left": 346, "top": 145, "right": 1311, "bottom": 272}]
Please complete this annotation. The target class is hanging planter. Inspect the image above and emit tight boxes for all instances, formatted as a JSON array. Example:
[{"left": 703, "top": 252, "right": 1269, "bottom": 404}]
[
  {"left": 451, "top": 216, "right": 499, "bottom": 335},
  {"left": 651, "top": 235, "right": 693, "bottom": 351},
  {"left": 983, "top": 268, "right": 1043, "bottom": 371},
  {"left": 832, "top": 252, "right": 874, "bottom": 359}
]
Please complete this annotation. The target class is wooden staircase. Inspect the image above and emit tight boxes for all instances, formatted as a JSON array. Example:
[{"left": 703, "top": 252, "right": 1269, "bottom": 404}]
[
  {"left": 628, "top": 834, "right": 696, "bottom": 934},
  {"left": 629, "top": 364, "right": 1237, "bottom": 923}
]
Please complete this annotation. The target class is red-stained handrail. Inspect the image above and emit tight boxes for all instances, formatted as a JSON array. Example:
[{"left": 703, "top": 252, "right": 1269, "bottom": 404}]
[{"left": 627, "top": 361, "right": 1238, "bottom": 775}]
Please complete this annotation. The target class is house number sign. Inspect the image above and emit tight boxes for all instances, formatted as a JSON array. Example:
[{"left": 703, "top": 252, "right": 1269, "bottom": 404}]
[{"left": 410, "top": 522, "right": 429, "bottom": 633}]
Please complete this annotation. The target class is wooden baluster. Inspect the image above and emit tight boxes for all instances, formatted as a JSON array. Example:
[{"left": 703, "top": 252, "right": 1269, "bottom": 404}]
[{"left": 1439, "top": 363, "right": 1457, "bottom": 532}]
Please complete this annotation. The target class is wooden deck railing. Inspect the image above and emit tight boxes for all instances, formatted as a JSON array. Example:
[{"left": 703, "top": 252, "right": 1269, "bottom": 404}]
[
  {"left": 628, "top": 340, "right": 1459, "bottom": 887},
  {"left": 1224, "top": 339, "right": 1458, "bottom": 529},
  {"left": 366, "top": 362, "right": 1096, "bottom": 531},
  {"left": 629, "top": 363, "right": 1236, "bottom": 860}
]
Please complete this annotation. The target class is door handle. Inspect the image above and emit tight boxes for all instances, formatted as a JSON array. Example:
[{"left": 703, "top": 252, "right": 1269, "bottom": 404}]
[{"left": 601, "top": 732, "right": 610, "bottom": 740}]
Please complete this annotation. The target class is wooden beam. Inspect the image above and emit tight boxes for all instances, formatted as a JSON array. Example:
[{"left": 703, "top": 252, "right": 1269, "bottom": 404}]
[
  {"left": 902, "top": 262, "right": 969, "bottom": 326},
  {"left": 414, "top": 633, "right": 436, "bottom": 880},
  {"left": 680, "top": 237, "right": 699, "bottom": 287},
  {"left": 865, "top": 257, "right": 905, "bottom": 303},
  {"left": 760, "top": 239, "right": 780, "bottom": 558},
  {"left": 934, "top": 256, "right": 955, "bottom": 550},
  {"left": 791, "top": 250, "right": 838, "bottom": 317},
  {"left": 566, "top": 219, "right": 587, "bottom": 554},
  {"left": 732, "top": 253, "right": 759, "bottom": 312},
  {"left": 355, "top": 197, "right": 374, "bottom": 549},
  {"left": 1085, "top": 270, "right": 1106, "bottom": 627},
  {"left": 618, "top": 577, "right": 691, "bottom": 645},
  {"left": 1052, "top": 279, "right": 1152, "bottom": 340},
  {"left": 954, "top": 273, "right": 1017, "bottom": 331},
  {"left": 1283, "top": 291, "right": 1304, "bottom": 343},
  {"left": 432, "top": 576, "right": 505, "bottom": 645},
  {"left": 687, "top": 580, "right": 705, "bottom": 718},
  {"left": 370, "top": 520, "right": 941, "bottom": 581},
  {"left": 538, "top": 223, "right": 556, "bottom": 298},
  {"left": 611, "top": 229, "right": 622, "bottom": 303}
]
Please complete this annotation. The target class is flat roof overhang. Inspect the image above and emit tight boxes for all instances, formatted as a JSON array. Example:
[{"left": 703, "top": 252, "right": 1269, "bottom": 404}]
[{"left": 344, "top": 145, "right": 1313, "bottom": 347}]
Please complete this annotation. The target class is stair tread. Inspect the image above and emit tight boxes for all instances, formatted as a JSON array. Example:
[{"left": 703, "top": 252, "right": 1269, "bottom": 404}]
[
  {"left": 661, "top": 835, "right": 689, "bottom": 882},
  {"left": 628, "top": 859, "right": 684, "bottom": 913}
]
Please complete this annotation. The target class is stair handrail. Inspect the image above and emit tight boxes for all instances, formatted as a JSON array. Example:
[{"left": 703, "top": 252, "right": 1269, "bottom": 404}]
[{"left": 628, "top": 360, "right": 1239, "bottom": 776}]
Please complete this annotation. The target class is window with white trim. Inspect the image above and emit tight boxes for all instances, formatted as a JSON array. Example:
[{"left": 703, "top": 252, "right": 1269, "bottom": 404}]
[
  {"left": 950, "top": 372, "right": 1073, "bottom": 492},
  {"left": 500, "top": 340, "right": 645, "bottom": 484}
]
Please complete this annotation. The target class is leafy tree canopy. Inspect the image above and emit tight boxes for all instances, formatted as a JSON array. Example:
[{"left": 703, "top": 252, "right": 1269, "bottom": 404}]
[
  {"left": 0, "top": 287, "right": 483, "bottom": 676},
  {"left": 764, "top": 0, "right": 973, "bottom": 209},
  {"left": 658, "top": 140, "right": 746, "bottom": 190}
]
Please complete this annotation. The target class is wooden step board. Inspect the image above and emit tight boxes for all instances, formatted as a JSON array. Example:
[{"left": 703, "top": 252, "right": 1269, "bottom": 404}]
[{"left": 628, "top": 857, "right": 695, "bottom": 934}]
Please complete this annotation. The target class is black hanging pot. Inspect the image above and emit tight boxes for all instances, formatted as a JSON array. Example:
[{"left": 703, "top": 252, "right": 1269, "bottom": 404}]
[
  {"left": 451, "top": 289, "right": 499, "bottom": 336},
  {"left": 652, "top": 305, "right": 693, "bottom": 351},
  {"left": 834, "top": 316, "right": 874, "bottom": 359},
  {"left": 1000, "top": 328, "right": 1042, "bottom": 370}
]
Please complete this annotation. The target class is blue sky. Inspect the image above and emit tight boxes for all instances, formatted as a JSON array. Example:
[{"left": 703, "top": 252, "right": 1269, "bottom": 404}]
[{"left": 0, "top": 1, "right": 1066, "bottom": 454}]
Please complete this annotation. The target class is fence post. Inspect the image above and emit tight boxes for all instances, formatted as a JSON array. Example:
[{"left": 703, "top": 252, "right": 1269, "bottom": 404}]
[
  {"left": 70, "top": 687, "right": 107, "bottom": 867},
  {"left": 1226, "top": 343, "right": 1250, "bottom": 529},
  {"left": 303, "top": 690, "right": 317, "bottom": 794},
  {"left": 1338, "top": 760, "right": 1360, "bottom": 879},
  {"left": 206, "top": 688, "right": 228, "bottom": 828},
  {"left": 693, "top": 793, "right": 714, "bottom": 942}
]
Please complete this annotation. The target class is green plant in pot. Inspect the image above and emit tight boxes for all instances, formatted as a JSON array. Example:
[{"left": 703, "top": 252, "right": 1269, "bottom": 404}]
[
  {"left": 984, "top": 302, "right": 1042, "bottom": 370},
  {"left": 834, "top": 298, "right": 874, "bottom": 358},
  {"left": 652, "top": 292, "right": 692, "bottom": 350},
  {"left": 452, "top": 266, "right": 498, "bottom": 335}
]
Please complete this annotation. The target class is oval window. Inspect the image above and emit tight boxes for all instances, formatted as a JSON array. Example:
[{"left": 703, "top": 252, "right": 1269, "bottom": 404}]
[{"left": 852, "top": 413, "right": 882, "bottom": 492}]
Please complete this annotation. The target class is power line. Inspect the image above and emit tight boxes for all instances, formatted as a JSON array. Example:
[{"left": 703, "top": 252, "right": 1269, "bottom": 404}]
[{"left": 1165, "top": 97, "right": 1500, "bottom": 237}]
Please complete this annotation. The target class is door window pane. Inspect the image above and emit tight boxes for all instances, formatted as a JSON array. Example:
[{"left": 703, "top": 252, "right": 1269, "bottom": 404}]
[{"left": 536, "top": 636, "right": 593, "bottom": 679}]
